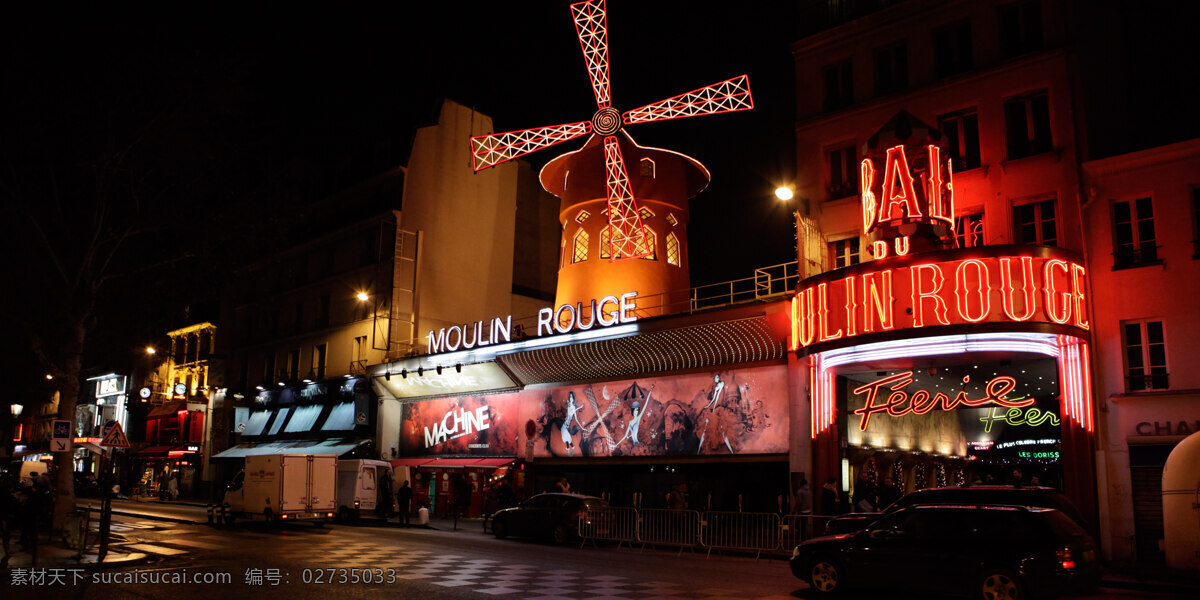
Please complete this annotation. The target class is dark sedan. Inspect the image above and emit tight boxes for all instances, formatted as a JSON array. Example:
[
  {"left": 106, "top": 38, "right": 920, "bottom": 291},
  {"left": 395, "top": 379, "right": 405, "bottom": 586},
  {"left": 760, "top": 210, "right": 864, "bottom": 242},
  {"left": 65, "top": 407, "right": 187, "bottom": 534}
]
[
  {"left": 490, "top": 492, "right": 609, "bottom": 544},
  {"left": 824, "top": 485, "right": 1089, "bottom": 534},
  {"left": 792, "top": 505, "right": 1101, "bottom": 599}
]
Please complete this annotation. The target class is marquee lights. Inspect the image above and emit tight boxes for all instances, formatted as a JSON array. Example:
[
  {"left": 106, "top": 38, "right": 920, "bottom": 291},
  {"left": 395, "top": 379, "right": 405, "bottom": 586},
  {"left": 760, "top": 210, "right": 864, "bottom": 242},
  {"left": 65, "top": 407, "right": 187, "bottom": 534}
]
[
  {"left": 851, "top": 372, "right": 1030, "bottom": 431},
  {"left": 789, "top": 253, "right": 1089, "bottom": 351},
  {"left": 978, "top": 406, "right": 1060, "bottom": 433},
  {"left": 861, "top": 144, "right": 954, "bottom": 235}
]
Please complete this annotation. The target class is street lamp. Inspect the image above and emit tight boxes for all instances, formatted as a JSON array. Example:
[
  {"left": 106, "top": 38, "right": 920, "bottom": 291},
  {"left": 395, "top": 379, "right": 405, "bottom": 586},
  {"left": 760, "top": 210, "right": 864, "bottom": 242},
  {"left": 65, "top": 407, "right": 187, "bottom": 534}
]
[
  {"left": 10, "top": 403, "right": 22, "bottom": 417},
  {"left": 146, "top": 346, "right": 157, "bottom": 355},
  {"left": 775, "top": 185, "right": 795, "bottom": 201},
  {"left": 356, "top": 291, "right": 369, "bottom": 302}
]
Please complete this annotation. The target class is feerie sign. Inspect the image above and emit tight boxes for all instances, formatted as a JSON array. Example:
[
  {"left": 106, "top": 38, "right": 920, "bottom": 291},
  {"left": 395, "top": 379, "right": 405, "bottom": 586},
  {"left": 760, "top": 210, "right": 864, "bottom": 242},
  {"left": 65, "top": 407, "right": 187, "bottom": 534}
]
[
  {"left": 790, "top": 250, "right": 1089, "bottom": 351},
  {"left": 428, "top": 291, "right": 638, "bottom": 354}
]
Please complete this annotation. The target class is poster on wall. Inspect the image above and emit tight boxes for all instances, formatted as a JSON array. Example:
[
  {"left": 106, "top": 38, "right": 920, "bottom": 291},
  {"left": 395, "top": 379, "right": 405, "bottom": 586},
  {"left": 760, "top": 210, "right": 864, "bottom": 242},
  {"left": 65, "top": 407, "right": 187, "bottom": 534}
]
[
  {"left": 524, "top": 365, "right": 789, "bottom": 458},
  {"left": 399, "top": 393, "right": 520, "bottom": 455}
]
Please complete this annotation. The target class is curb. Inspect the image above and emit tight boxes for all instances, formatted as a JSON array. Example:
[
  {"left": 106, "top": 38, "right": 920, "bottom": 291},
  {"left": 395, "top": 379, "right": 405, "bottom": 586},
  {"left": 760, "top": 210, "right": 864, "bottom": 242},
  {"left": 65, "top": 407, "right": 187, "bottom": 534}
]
[
  {"left": 1101, "top": 578, "right": 1200, "bottom": 595},
  {"left": 80, "top": 505, "right": 203, "bottom": 526}
]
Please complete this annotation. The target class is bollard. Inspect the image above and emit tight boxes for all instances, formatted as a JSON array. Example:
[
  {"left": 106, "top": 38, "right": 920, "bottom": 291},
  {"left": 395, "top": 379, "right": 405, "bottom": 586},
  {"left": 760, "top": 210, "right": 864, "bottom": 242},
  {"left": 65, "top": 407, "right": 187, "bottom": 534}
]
[{"left": 206, "top": 504, "right": 215, "bottom": 525}]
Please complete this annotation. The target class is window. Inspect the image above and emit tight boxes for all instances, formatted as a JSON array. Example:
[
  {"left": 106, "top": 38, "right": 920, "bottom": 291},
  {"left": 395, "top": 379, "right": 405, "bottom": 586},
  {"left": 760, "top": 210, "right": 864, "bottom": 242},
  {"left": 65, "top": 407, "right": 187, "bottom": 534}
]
[
  {"left": 1004, "top": 91, "right": 1052, "bottom": 159},
  {"left": 639, "top": 158, "right": 655, "bottom": 178},
  {"left": 638, "top": 207, "right": 654, "bottom": 221},
  {"left": 316, "top": 294, "right": 331, "bottom": 328},
  {"left": 355, "top": 295, "right": 371, "bottom": 321},
  {"left": 1123, "top": 320, "right": 1168, "bottom": 391},
  {"left": 955, "top": 213, "right": 985, "bottom": 248},
  {"left": 939, "top": 109, "right": 981, "bottom": 171},
  {"left": 575, "top": 210, "right": 590, "bottom": 224},
  {"left": 286, "top": 349, "right": 300, "bottom": 381},
  {"left": 353, "top": 335, "right": 367, "bottom": 363},
  {"left": 666, "top": 213, "right": 678, "bottom": 227},
  {"left": 560, "top": 239, "right": 566, "bottom": 268},
  {"left": 642, "top": 228, "right": 657, "bottom": 260},
  {"left": 1191, "top": 188, "right": 1200, "bottom": 258},
  {"left": 666, "top": 233, "right": 680, "bottom": 266},
  {"left": 873, "top": 42, "right": 908, "bottom": 95},
  {"left": 822, "top": 60, "right": 853, "bottom": 112},
  {"left": 312, "top": 343, "right": 327, "bottom": 380},
  {"left": 263, "top": 354, "right": 276, "bottom": 385},
  {"left": 1013, "top": 199, "right": 1057, "bottom": 246},
  {"left": 572, "top": 230, "right": 589, "bottom": 263},
  {"left": 599, "top": 227, "right": 612, "bottom": 259},
  {"left": 999, "top": 0, "right": 1043, "bottom": 58},
  {"left": 830, "top": 237, "right": 861, "bottom": 269},
  {"left": 827, "top": 144, "right": 858, "bottom": 200},
  {"left": 933, "top": 20, "right": 973, "bottom": 78},
  {"left": 1113, "top": 197, "right": 1158, "bottom": 267}
]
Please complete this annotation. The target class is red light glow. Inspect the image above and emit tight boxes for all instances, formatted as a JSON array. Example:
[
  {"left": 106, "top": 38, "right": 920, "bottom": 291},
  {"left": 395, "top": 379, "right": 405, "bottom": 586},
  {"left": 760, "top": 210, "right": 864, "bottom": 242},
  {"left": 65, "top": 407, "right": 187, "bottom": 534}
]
[{"left": 852, "top": 371, "right": 1027, "bottom": 431}]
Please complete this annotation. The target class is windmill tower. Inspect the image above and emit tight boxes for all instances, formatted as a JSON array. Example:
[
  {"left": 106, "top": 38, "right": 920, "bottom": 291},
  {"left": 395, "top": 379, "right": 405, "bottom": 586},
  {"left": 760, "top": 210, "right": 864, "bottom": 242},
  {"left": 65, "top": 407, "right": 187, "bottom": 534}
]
[{"left": 471, "top": 0, "right": 753, "bottom": 317}]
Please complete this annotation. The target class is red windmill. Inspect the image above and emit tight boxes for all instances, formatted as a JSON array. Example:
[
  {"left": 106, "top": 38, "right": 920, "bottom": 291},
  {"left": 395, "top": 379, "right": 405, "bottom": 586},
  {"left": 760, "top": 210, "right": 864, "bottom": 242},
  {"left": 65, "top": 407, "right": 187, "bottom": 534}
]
[{"left": 470, "top": 0, "right": 754, "bottom": 261}]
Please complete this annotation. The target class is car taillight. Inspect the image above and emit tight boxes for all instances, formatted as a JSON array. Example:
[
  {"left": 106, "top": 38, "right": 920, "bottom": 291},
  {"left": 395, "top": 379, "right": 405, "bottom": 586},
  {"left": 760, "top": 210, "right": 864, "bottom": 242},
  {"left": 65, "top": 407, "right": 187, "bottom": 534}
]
[
  {"left": 1057, "top": 547, "right": 1075, "bottom": 570},
  {"left": 281, "top": 514, "right": 289, "bottom": 520},
  {"left": 326, "top": 512, "right": 334, "bottom": 518}
]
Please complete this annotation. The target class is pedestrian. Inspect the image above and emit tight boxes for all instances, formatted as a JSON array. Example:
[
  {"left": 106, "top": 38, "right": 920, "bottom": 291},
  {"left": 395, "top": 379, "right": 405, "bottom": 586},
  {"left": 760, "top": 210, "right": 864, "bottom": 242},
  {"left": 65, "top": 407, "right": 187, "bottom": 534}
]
[
  {"left": 668, "top": 484, "right": 687, "bottom": 510},
  {"left": 378, "top": 468, "right": 395, "bottom": 518},
  {"left": 820, "top": 477, "right": 840, "bottom": 515},
  {"left": 396, "top": 480, "right": 413, "bottom": 526},
  {"left": 877, "top": 476, "right": 902, "bottom": 509},
  {"left": 852, "top": 472, "right": 876, "bottom": 512},
  {"left": 451, "top": 473, "right": 471, "bottom": 518},
  {"left": 555, "top": 477, "right": 571, "bottom": 494},
  {"left": 794, "top": 478, "right": 813, "bottom": 539}
]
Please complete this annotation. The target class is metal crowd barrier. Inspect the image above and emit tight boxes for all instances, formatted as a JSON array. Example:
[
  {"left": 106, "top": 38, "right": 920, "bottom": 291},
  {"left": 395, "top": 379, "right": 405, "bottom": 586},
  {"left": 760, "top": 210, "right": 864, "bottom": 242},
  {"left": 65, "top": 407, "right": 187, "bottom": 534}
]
[
  {"left": 577, "top": 509, "right": 842, "bottom": 559},
  {"left": 699, "top": 511, "right": 781, "bottom": 558},
  {"left": 577, "top": 507, "right": 638, "bottom": 548}
]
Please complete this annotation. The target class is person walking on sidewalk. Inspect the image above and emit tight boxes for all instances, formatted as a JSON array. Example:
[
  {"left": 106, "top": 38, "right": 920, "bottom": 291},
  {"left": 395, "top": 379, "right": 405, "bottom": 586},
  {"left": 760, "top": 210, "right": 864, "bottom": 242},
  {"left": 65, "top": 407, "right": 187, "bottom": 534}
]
[{"left": 396, "top": 480, "right": 413, "bottom": 527}]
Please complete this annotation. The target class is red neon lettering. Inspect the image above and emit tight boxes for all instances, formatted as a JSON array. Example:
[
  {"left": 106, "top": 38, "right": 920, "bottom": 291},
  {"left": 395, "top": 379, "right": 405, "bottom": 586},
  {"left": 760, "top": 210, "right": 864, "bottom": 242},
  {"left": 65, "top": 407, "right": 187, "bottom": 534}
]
[
  {"left": 853, "top": 373, "right": 1030, "bottom": 431},
  {"left": 817, "top": 282, "right": 843, "bottom": 342},
  {"left": 926, "top": 145, "right": 950, "bottom": 222},
  {"left": 911, "top": 264, "right": 950, "bottom": 327},
  {"left": 999, "top": 257, "right": 1037, "bottom": 321},
  {"left": 955, "top": 259, "right": 992, "bottom": 323},
  {"left": 862, "top": 270, "right": 895, "bottom": 333},
  {"left": 789, "top": 295, "right": 799, "bottom": 351},
  {"left": 861, "top": 158, "right": 877, "bottom": 233},
  {"left": 879, "top": 146, "right": 922, "bottom": 223},
  {"left": 844, "top": 276, "right": 857, "bottom": 337},
  {"left": 872, "top": 240, "right": 889, "bottom": 259},
  {"left": 1043, "top": 259, "right": 1072, "bottom": 324},
  {"left": 1071, "top": 263, "right": 1090, "bottom": 330},
  {"left": 894, "top": 236, "right": 910, "bottom": 256},
  {"left": 794, "top": 288, "right": 816, "bottom": 348}
]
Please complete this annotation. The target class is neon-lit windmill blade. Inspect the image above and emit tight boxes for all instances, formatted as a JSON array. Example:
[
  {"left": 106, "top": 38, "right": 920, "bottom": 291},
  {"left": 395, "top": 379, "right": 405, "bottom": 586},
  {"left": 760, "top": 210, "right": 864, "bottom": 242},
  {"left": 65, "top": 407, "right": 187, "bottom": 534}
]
[
  {"left": 470, "top": 121, "right": 593, "bottom": 172},
  {"left": 623, "top": 75, "right": 754, "bottom": 125},
  {"left": 571, "top": 0, "right": 611, "bottom": 108}
]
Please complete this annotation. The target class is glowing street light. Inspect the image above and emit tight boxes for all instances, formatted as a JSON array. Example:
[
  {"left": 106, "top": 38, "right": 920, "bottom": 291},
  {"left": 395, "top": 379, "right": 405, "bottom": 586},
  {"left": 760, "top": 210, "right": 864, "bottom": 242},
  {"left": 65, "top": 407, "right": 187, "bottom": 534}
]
[
  {"left": 146, "top": 346, "right": 157, "bottom": 355},
  {"left": 44, "top": 374, "right": 53, "bottom": 381},
  {"left": 356, "top": 292, "right": 370, "bottom": 302},
  {"left": 10, "top": 403, "right": 22, "bottom": 417},
  {"left": 775, "top": 186, "right": 794, "bottom": 201}
]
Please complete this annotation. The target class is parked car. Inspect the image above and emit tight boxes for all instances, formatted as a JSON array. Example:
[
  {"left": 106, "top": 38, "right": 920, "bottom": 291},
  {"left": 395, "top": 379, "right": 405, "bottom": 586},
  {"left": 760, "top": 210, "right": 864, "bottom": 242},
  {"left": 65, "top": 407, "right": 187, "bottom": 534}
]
[
  {"left": 490, "top": 492, "right": 609, "bottom": 544},
  {"left": 824, "top": 485, "right": 1089, "bottom": 534},
  {"left": 793, "top": 504, "right": 1101, "bottom": 599}
]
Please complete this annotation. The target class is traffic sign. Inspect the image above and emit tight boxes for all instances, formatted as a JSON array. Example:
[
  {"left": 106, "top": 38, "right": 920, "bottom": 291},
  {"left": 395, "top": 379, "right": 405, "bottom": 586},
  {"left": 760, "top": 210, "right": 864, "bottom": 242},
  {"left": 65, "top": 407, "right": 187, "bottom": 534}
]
[
  {"left": 52, "top": 419, "right": 72, "bottom": 453},
  {"left": 102, "top": 419, "right": 119, "bottom": 438},
  {"left": 99, "top": 422, "right": 130, "bottom": 448}
]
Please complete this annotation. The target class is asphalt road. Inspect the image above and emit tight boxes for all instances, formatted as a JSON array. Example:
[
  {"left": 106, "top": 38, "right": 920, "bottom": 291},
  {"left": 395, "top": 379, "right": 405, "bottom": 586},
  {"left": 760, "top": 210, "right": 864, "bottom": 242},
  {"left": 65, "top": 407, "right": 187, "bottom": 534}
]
[{"left": 7, "top": 503, "right": 1195, "bottom": 600}]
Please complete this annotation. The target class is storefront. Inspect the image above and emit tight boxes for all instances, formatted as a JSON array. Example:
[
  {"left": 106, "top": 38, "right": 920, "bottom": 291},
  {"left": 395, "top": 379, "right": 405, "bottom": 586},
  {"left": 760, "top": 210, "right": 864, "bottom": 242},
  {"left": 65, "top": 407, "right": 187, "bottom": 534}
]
[
  {"left": 789, "top": 128, "right": 1097, "bottom": 523},
  {"left": 375, "top": 300, "right": 796, "bottom": 516}
]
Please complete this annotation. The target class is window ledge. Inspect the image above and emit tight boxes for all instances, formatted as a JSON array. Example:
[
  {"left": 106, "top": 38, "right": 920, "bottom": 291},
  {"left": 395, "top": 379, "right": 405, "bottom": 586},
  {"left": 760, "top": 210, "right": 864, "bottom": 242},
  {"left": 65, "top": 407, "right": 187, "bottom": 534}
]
[
  {"left": 1112, "top": 260, "right": 1165, "bottom": 272},
  {"left": 1111, "top": 388, "right": 1200, "bottom": 402}
]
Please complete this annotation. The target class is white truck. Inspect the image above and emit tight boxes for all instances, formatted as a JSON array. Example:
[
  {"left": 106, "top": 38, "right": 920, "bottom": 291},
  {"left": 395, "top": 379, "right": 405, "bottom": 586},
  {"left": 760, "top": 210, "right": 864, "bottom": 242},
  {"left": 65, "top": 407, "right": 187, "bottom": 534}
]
[
  {"left": 221, "top": 454, "right": 337, "bottom": 526},
  {"left": 335, "top": 459, "right": 395, "bottom": 521}
]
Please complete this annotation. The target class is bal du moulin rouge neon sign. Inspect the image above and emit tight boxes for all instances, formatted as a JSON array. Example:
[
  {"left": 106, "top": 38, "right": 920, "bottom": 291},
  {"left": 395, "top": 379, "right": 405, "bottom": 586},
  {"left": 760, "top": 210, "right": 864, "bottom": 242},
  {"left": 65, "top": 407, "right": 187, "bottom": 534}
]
[{"left": 789, "top": 142, "right": 1090, "bottom": 351}]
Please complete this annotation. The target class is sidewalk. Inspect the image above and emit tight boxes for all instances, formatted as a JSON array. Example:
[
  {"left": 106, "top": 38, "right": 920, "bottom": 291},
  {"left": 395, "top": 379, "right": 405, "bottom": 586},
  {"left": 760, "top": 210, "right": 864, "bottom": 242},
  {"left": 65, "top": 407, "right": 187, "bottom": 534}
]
[
  {"left": 1100, "top": 564, "right": 1200, "bottom": 595},
  {"left": 3, "top": 534, "right": 151, "bottom": 572}
]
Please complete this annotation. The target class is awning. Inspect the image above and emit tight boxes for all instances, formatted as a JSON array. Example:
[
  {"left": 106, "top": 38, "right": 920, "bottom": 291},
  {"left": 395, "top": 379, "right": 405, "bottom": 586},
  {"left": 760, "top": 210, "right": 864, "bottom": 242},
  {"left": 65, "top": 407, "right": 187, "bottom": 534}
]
[
  {"left": 147, "top": 400, "right": 188, "bottom": 420},
  {"left": 390, "top": 457, "right": 514, "bottom": 469},
  {"left": 212, "top": 438, "right": 369, "bottom": 459}
]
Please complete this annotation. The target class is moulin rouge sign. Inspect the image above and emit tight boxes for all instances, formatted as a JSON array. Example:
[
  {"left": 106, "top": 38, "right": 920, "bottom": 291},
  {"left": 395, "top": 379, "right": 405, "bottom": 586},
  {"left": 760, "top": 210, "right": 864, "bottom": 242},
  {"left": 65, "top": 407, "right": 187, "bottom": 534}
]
[
  {"left": 428, "top": 291, "right": 638, "bottom": 354},
  {"left": 790, "top": 142, "right": 1089, "bottom": 351}
]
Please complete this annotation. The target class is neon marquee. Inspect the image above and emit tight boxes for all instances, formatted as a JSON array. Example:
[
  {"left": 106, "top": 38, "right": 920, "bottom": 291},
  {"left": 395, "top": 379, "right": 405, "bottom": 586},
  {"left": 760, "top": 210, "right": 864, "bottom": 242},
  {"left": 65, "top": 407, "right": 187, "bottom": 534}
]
[
  {"left": 789, "top": 249, "right": 1089, "bottom": 351},
  {"left": 428, "top": 291, "right": 638, "bottom": 353},
  {"left": 852, "top": 371, "right": 1032, "bottom": 431},
  {"left": 978, "top": 406, "right": 1060, "bottom": 433}
]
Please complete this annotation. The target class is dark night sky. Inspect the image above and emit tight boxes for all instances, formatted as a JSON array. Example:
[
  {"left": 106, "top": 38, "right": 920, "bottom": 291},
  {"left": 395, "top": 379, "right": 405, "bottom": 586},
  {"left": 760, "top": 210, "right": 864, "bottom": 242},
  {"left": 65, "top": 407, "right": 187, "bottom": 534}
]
[{"left": 0, "top": 2, "right": 800, "bottom": 384}]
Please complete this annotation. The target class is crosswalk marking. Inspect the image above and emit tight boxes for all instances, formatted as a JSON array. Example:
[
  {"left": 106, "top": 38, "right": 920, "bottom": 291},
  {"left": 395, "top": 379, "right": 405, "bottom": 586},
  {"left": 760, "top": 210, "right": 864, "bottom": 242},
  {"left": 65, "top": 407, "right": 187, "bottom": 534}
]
[{"left": 125, "top": 543, "right": 189, "bottom": 556}]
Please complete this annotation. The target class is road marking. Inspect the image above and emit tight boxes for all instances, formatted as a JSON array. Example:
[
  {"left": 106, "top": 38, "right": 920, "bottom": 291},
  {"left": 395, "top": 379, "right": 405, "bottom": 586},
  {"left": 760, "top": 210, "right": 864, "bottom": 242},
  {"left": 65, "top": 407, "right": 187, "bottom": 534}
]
[
  {"left": 125, "top": 543, "right": 189, "bottom": 556},
  {"left": 163, "top": 538, "right": 225, "bottom": 549}
]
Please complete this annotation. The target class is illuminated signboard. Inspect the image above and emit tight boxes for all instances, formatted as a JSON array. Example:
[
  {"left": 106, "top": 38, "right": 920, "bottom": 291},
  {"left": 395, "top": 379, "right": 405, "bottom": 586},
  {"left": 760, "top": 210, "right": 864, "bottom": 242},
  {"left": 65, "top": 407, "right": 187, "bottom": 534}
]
[
  {"left": 95, "top": 376, "right": 125, "bottom": 398},
  {"left": 1017, "top": 450, "right": 1060, "bottom": 459},
  {"left": 852, "top": 371, "right": 1032, "bottom": 431},
  {"left": 977, "top": 406, "right": 1060, "bottom": 433},
  {"left": 427, "top": 291, "right": 638, "bottom": 354},
  {"left": 378, "top": 362, "right": 518, "bottom": 400},
  {"left": 790, "top": 247, "right": 1090, "bottom": 352}
]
